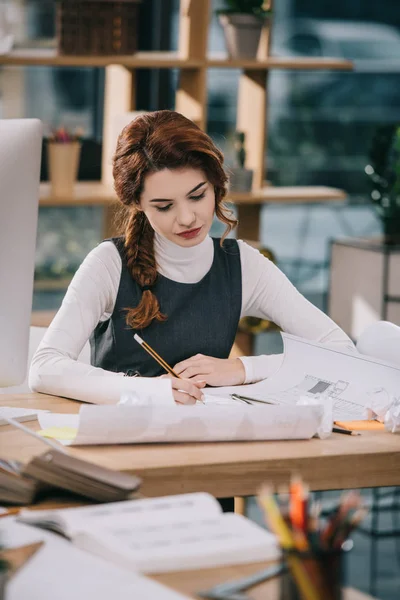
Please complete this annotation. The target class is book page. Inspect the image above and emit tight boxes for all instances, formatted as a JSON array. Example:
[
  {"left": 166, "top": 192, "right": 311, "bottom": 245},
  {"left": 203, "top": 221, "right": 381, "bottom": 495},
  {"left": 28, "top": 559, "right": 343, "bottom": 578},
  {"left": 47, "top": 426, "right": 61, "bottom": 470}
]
[
  {"left": 4, "top": 518, "right": 189, "bottom": 600},
  {"left": 18, "top": 492, "right": 222, "bottom": 538},
  {"left": 38, "top": 402, "right": 323, "bottom": 446},
  {"left": 206, "top": 333, "right": 400, "bottom": 421},
  {"left": 75, "top": 512, "right": 279, "bottom": 573}
]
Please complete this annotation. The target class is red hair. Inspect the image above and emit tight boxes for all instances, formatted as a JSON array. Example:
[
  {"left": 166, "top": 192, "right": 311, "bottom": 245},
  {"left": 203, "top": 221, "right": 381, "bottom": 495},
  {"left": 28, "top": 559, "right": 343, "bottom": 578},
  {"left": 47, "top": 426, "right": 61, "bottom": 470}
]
[{"left": 113, "top": 110, "right": 237, "bottom": 330}]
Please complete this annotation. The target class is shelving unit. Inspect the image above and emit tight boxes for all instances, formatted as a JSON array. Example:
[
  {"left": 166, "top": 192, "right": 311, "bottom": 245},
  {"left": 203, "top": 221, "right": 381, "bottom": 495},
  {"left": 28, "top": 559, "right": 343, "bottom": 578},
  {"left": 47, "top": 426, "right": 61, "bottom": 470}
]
[
  {"left": 39, "top": 181, "right": 347, "bottom": 241},
  {"left": 3, "top": 0, "right": 353, "bottom": 343},
  {"left": 1, "top": 48, "right": 352, "bottom": 71},
  {"left": 39, "top": 182, "right": 347, "bottom": 207}
]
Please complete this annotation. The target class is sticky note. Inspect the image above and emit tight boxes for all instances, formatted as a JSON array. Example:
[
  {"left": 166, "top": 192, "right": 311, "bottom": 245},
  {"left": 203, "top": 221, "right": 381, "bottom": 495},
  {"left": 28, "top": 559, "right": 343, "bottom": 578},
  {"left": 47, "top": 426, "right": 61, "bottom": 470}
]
[{"left": 38, "top": 426, "right": 77, "bottom": 441}]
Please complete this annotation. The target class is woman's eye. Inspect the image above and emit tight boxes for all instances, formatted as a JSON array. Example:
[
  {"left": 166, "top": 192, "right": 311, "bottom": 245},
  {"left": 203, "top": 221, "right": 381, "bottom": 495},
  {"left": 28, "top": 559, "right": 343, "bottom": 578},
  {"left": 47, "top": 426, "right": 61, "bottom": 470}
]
[
  {"left": 156, "top": 204, "right": 172, "bottom": 212},
  {"left": 189, "top": 191, "right": 206, "bottom": 201}
]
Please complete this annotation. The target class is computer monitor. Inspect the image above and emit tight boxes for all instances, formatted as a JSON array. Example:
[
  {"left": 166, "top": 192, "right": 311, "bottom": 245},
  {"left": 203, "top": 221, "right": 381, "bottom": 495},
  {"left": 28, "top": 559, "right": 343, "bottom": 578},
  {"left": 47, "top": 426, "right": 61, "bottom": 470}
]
[{"left": 0, "top": 119, "right": 42, "bottom": 387}]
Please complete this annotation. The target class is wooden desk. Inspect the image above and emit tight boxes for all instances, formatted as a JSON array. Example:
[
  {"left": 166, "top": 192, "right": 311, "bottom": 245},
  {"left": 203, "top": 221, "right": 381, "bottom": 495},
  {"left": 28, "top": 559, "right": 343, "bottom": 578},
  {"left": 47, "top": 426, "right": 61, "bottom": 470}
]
[
  {"left": 154, "top": 563, "right": 377, "bottom": 600},
  {"left": 2, "top": 393, "right": 400, "bottom": 497}
]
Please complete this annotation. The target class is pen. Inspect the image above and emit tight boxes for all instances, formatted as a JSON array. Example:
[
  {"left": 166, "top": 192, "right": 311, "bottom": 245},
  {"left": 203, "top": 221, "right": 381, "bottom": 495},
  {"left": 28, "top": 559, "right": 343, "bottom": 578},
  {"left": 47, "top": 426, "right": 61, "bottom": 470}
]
[{"left": 332, "top": 426, "right": 360, "bottom": 436}]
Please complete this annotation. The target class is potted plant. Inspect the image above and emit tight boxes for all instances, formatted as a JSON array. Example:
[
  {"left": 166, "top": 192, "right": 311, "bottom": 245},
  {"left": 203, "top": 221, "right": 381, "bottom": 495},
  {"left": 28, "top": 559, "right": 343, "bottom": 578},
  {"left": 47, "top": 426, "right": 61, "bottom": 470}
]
[
  {"left": 365, "top": 123, "right": 400, "bottom": 244},
  {"left": 217, "top": 0, "right": 272, "bottom": 59}
]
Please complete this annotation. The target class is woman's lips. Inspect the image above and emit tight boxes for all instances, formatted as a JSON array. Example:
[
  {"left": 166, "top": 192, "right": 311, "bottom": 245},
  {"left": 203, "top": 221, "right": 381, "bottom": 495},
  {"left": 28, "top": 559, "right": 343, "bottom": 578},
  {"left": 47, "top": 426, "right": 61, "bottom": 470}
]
[{"left": 177, "top": 226, "right": 202, "bottom": 240}]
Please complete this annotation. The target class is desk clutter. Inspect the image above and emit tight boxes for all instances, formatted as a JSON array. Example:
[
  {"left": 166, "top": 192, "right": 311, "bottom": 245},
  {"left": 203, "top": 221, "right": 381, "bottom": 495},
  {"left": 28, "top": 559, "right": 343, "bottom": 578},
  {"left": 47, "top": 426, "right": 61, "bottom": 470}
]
[
  {"left": 198, "top": 482, "right": 369, "bottom": 600},
  {"left": 7, "top": 330, "right": 396, "bottom": 450},
  {"left": 0, "top": 481, "right": 369, "bottom": 600}
]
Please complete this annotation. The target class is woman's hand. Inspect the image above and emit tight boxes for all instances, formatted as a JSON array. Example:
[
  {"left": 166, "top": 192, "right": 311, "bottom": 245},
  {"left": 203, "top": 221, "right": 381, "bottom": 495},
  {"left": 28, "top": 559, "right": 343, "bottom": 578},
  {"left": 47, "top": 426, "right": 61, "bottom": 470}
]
[
  {"left": 161, "top": 375, "right": 205, "bottom": 404},
  {"left": 173, "top": 355, "right": 246, "bottom": 387}
]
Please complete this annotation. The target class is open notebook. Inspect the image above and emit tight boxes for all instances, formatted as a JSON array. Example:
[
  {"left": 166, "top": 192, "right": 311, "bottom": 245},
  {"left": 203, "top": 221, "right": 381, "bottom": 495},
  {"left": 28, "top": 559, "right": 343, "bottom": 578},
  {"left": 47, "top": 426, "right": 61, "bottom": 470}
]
[
  {"left": 4, "top": 518, "right": 189, "bottom": 600},
  {"left": 18, "top": 492, "right": 279, "bottom": 573}
]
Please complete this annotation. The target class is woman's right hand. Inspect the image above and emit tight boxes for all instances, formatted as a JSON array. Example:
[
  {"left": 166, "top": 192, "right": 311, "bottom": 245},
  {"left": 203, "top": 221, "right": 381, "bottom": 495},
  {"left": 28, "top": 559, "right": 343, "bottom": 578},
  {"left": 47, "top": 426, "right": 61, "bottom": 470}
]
[{"left": 161, "top": 375, "right": 205, "bottom": 404}]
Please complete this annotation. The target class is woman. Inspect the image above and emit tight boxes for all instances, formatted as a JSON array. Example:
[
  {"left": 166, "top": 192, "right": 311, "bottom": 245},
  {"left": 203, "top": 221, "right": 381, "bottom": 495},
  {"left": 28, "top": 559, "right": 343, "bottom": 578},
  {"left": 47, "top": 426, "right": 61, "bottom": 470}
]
[{"left": 30, "top": 110, "right": 354, "bottom": 406}]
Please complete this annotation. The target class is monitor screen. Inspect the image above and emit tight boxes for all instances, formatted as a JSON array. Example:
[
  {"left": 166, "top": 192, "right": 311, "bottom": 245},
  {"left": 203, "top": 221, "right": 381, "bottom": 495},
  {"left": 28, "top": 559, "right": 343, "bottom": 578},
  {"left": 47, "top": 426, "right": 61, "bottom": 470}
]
[{"left": 0, "top": 119, "right": 42, "bottom": 387}]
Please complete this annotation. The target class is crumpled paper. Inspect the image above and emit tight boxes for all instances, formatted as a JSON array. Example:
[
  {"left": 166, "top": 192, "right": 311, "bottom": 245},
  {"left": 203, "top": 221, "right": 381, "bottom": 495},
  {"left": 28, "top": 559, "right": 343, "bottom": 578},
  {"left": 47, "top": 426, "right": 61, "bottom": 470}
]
[
  {"left": 297, "top": 395, "right": 333, "bottom": 439},
  {"left": 366, "top": 387, "right": 400, "bottom": 433},
  {"left": 384, "top": 397, "right": 400, "bottom": 433}
]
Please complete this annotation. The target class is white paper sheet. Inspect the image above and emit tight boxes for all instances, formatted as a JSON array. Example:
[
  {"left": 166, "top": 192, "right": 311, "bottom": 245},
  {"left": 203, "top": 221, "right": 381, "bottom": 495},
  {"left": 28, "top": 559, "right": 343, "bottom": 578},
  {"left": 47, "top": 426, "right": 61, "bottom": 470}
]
[
  {"left": 38, "top": 403, "right": 323, "bottom": 446},
  {"left": 206, "top": 333, "right": 400, "bottom": 421}
]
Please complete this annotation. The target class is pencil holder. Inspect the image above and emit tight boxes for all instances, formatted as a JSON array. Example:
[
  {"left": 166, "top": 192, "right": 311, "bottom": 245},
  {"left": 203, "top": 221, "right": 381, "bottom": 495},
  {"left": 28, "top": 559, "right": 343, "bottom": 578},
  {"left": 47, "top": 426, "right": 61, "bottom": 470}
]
[
  {"left": 279, "top": 547, "right": 347, "bottom": 600},
  {"left": 47, "top": 141, "right": 81, "bottom": 198}
]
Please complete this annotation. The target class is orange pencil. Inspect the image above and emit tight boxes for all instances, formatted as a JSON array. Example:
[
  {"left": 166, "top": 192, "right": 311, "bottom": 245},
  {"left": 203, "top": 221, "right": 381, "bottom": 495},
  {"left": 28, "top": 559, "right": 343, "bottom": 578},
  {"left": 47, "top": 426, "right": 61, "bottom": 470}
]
[{"left": 289, "top": 475, "right": 308, "bottom": 533}]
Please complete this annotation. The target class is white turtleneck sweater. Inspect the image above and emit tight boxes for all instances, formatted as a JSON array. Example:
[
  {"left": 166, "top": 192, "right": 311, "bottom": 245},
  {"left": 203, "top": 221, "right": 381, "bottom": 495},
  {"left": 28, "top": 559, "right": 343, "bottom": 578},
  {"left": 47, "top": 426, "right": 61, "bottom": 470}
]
[{"left": 29, "top": 233, "right": 354, "bottom": 404}]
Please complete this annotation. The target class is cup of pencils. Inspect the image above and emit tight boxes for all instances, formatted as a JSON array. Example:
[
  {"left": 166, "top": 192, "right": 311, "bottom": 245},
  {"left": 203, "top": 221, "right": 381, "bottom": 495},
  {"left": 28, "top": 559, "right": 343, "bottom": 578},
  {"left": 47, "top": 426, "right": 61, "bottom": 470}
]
[
  {"left": 258, "top": 478, "right": 368, "bottom": 600},
  {"left": 47, "top": 126, "right": 83, "bottom": 198}
]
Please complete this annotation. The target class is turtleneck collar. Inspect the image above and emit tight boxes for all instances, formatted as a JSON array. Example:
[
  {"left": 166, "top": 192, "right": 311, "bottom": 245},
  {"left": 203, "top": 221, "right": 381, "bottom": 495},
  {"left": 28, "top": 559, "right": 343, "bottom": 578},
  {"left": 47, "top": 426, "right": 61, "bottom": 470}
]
[{"left": 154, "top": 231, "right": 214, "bottom": 284}]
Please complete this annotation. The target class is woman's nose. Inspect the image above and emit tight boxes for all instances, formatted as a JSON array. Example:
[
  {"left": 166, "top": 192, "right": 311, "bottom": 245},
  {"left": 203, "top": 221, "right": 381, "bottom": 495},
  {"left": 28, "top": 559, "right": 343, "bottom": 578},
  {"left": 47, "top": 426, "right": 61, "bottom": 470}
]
[{"left": 176, "top": 208, "right": 196, "bottom": 227}]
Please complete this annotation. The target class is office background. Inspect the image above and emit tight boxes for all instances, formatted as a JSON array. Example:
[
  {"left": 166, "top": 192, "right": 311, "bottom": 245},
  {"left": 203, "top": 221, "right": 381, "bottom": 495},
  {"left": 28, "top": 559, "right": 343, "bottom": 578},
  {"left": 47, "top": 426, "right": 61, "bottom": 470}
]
[
  {"left": 1, "top": 1, "right": 400, "bottom": 597},
  {"left": 1, "top": 0, "right": 398, "bottom": 316}
]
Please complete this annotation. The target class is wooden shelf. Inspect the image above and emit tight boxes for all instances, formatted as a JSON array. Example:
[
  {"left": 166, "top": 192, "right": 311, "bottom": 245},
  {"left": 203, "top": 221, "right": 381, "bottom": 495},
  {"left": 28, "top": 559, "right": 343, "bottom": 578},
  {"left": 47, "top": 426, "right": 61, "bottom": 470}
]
[
  {"left": 0, "top": 49, "right": 203, "bottom": 68},
  {"left": 39, "top": 182, "right": 117, "bottom": 206},
  {"left": 207, "top": 55, "right": 353, "bottom": 71},
  {"left": 228, "top": 186, "right": 347, "bottom": 205},
  {"left": 40, "top": 182, "right": 347, "bottom": 207},
  {"left": 1, "top": 49, "right": 353, "bottom": 72}
]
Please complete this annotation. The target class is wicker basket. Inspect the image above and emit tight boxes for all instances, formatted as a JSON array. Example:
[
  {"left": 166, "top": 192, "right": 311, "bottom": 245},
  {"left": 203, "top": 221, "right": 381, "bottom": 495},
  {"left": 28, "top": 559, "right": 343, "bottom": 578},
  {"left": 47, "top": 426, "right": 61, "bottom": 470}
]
[{"left": 56, "top": 0, "right": 141, "bottom": 56}]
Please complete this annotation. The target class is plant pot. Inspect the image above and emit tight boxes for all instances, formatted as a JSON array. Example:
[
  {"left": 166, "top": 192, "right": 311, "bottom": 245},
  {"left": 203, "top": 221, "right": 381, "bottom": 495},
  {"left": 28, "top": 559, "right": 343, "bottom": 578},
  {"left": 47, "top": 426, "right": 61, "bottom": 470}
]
[
  {"left": 218, "top": 13, "right": 267, "bottom": 59},
  {"left": 47, "top": 141, "right": 81, "bottom": 198}
]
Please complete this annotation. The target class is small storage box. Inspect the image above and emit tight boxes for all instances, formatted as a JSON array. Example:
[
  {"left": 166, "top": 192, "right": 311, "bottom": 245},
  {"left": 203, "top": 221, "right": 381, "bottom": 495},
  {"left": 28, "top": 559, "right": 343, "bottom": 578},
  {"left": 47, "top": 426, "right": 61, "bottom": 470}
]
[{"left": 56, "top": 0, "right": 141, "bottom": 56}]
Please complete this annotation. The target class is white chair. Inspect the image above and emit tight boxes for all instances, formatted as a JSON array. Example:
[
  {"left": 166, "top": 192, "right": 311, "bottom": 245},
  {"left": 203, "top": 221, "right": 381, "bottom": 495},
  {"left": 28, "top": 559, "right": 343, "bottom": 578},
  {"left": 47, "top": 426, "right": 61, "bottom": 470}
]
[{"left": 0, "top": 326, "right": 91, "bottom": 394}]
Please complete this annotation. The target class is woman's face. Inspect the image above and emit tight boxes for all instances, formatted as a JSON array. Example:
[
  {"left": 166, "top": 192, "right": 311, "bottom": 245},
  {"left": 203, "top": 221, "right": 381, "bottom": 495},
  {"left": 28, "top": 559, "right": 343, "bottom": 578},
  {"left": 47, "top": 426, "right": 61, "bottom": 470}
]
[{"left": 139, "top": 168, "right": 215, "bottom": 247}]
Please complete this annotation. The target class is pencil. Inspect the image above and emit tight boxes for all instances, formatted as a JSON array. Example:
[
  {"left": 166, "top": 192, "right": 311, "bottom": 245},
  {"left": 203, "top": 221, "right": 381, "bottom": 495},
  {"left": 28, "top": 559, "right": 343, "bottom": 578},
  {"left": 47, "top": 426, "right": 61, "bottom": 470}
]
[
  {"left": 332, "top": 426, "right": 360, "bottom": 436},
  {"left": 133, "top": 334, "right": 181, "bottom": 379}
]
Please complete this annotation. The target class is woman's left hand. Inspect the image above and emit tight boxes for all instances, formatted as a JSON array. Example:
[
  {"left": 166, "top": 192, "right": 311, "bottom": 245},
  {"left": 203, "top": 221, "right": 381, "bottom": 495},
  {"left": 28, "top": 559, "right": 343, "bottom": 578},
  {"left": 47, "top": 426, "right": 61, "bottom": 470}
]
[{"left": 173, "top": 355, "right": 246, "bottom": 387}]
